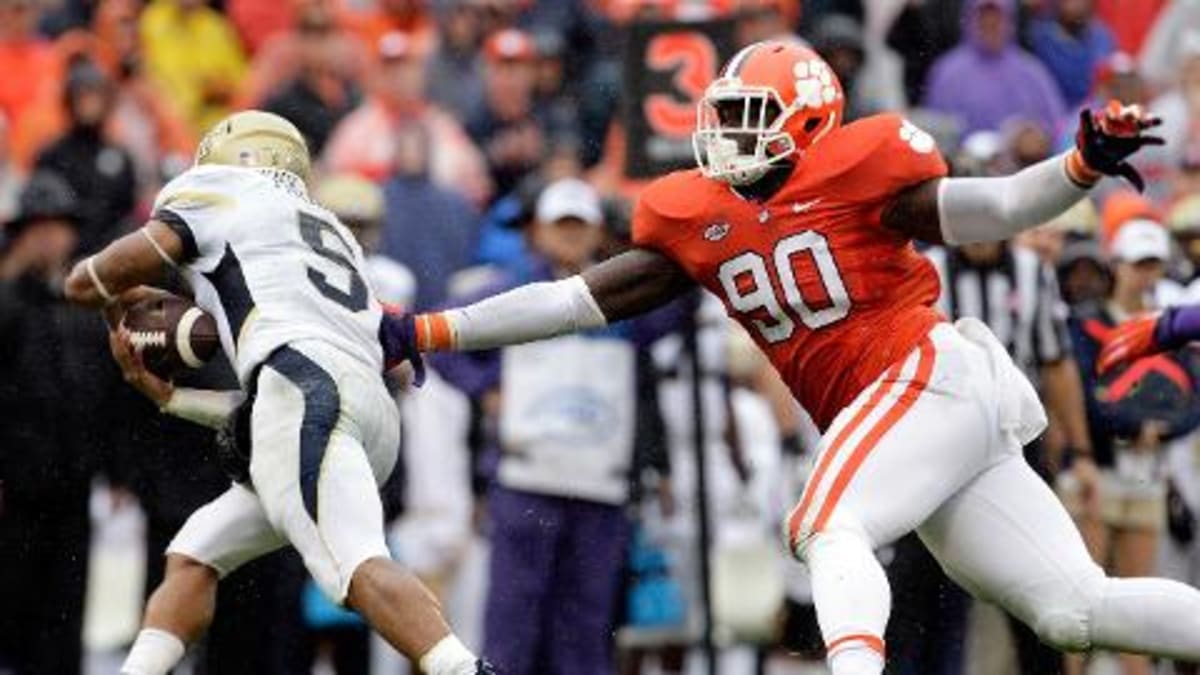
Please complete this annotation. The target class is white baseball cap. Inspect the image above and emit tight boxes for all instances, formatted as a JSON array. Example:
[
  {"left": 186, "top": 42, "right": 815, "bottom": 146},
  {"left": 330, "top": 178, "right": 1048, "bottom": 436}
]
[
  {"left": 1111, "top": 218, "right": 1170, "bottom": 263},
  {"left": 536, "top": 178, "right": 603, "bottom": 226}
]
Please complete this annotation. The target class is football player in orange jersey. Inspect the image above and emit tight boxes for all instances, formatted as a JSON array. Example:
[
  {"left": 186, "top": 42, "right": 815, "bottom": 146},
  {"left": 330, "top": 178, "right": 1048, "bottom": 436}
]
[{"left": 383, "top": 41, "right": 1200, "bottom": 674}]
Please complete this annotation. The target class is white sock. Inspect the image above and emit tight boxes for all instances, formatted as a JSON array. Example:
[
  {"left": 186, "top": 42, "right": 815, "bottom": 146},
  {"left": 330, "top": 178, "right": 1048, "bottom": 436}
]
[
  {"left": 828, "top": 645, "right": 884, "bottom": 675},
  {"left": 121, "top": 628, "right": 186, "bottom": 675},
  {"left": 418, "top": 634, "right": 478, "bottom": 675}
]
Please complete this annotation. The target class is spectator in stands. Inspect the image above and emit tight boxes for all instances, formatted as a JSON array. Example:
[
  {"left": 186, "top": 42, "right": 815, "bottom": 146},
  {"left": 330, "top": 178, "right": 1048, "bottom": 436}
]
[
  {"left": 811, "top": 12, "right": 907, "bottom": 121},
  {"left": 340, "top": 0, "right": 435, "bottom": 58},
  {"left": 323, "top": 31, "right": 492, "bottom": 205},
  {"left": 0, "top": 0, "right": 64, "bottom": 168},
  {"left": 923, "top": 0, "right": 1066, "bottom": 137},
  {"left": 1058, "top": 237, "right": 1111, "bottom": 308},
  {"left": 257, "top": 4, "right": 368, "bottom": 154},
  {"left": 884, "top": 0, "right": 966, "bottom": 108},
  {"left": 1141, "top": 4, "right": 1200, "bottom": 90},
  {"left": 1067, "top": 217, "right": 1199, "bottom": 675},
  {"left": 379, "top": 124, "right": 481, "bottom": 310},
  {"left": 530, "top": 30, "right": 580, "bottom": 144},
  {"left": 239, "top": 0, "right": 370, "bottom": 129},
  {"left": 1028, "top": 0, "right": 1116, "bottom": 108},
  {"left": 34, "top": 59, "right": 137, "bottom": 256},
  {"left": 90, "top": 0, "right": 195, "bottom": 199},
  {"left": 467, "top": 28, "right": 551, "bottom": 197},
  {"left": 0, "top": 173, "right": 90, "bottom": 675},
  {"left": 139, "top": 0, "right": 247, "bottom": 133},
  {"left": 425, "top": 0, "right": 486, "bottom": 121},
  {"left": 436, "top": 179, "right": 635, "bottom": 675},
  {"left": 1149, "top": 35, "right": 1200, "bottom": 178}
]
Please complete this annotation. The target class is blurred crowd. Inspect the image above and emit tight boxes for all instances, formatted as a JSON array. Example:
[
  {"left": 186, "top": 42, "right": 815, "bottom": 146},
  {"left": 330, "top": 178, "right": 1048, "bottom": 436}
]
[{"left": 7, "top": 0, "right": 1200, "bottom": 674}]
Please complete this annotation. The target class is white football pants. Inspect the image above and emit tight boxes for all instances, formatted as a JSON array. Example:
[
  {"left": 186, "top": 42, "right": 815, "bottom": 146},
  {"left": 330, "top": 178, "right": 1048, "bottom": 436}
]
[
  {"left": 785, "top": 319, "right": 1200, "bottom": 674},
  {"left": 167, "top": 339, "right": 400, "bottom": 602}
]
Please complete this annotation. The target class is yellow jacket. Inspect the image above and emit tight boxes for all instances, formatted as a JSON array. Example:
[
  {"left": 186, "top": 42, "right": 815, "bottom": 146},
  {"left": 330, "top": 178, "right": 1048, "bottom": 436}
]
[{"left": 140, "top": 0, "right": 247, "bottom": 133}]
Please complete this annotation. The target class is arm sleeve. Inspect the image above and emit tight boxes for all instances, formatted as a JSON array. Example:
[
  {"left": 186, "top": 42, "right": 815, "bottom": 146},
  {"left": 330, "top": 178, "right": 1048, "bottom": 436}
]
[
  {"left": 937, "top": 153, "right": 1091, "bottom": 245},
  {"left": 151, "top": 167, "right": 238, "bottom": 267},
  {"left": 439, "top": 275, "right": 608, "bottom": 351}
]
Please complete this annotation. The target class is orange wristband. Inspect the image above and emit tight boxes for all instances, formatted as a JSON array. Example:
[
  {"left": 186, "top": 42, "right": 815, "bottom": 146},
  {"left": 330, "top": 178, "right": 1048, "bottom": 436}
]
[
  {"left": 1065, "top": 150, "right": 1102, "bottom": 188},
  {"left": 414, "top": 312, "right": 455, "bottom": 351}
]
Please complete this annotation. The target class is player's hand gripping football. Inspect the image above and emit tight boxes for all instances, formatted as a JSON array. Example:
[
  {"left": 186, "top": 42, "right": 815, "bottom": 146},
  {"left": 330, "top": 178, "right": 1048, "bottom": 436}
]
[
  {"left": 378, "top": 303, "right": 426, "bottom": 386},
  {"left": 100, "top": 285, "right": 168, "bottom": 329},
  {"left": 108, "top": 324, "right": 175, "bottom": 407},
  {"left": 1072, "top": 100, "right": 1164, "bottom": 192}
]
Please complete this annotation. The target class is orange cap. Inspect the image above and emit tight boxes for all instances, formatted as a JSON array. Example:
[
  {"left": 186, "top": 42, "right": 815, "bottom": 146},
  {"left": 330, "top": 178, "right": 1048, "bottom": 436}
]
[{"left": 1101, "top": 190, "right": 1161, "bottom": 248}]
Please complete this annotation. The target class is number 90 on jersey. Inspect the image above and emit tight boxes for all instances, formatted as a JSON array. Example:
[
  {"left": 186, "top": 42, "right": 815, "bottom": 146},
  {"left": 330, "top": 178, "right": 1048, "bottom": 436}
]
[{"left": 716, "top": 231, "right": 851, "bottom": 343}]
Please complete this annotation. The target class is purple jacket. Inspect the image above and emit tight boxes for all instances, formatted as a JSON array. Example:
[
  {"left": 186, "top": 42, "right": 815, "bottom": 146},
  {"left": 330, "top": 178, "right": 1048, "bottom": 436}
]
[{"left": 923, "top": 0, "right": 1067, "bottom": 137}]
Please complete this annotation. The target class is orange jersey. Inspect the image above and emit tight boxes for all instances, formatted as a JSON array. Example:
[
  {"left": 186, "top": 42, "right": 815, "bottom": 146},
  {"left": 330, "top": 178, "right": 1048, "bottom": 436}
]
[{"left": 633, "top": 113, "right": 948, "bottom": 431}]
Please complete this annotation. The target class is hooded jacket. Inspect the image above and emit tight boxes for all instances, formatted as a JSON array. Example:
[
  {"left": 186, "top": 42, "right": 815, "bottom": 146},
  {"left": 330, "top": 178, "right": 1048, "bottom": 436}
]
[{"left": 924, "top": 0, "right": 1067, "bottom": 136}]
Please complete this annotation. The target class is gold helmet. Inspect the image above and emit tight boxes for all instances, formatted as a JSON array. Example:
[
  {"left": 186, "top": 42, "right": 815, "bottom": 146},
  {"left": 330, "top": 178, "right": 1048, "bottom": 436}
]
[{"left": 195, "top": 110, "right": 311, "bottom": 181}]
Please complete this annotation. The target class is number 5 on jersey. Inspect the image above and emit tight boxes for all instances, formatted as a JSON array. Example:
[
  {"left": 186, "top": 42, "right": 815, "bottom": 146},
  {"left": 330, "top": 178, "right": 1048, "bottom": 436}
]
[
  {"left": 298, "top": 211, "right": 368, "bottom": 312},
  {"left": 717, "top": 231, "right": 850, "bottom": 343}
]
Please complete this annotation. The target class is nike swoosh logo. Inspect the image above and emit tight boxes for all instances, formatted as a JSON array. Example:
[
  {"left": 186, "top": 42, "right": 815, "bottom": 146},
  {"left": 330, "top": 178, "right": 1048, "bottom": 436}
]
[{"left": 793, "top": 198, "right": 822, "bottom": 213}]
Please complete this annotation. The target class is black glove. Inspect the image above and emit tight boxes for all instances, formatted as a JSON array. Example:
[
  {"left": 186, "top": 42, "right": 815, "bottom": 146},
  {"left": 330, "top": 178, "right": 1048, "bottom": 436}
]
[
  {"left": 378, "top": 308, "right": 425, "bottom": 386},
  {"left": 1074, "top": 101, "right": 1164, "bottom": 192}
]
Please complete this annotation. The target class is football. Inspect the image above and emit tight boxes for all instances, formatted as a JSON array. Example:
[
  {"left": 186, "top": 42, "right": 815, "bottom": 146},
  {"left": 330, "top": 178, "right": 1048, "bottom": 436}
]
[{"left": 122, "top": 292, "right": 220, "bottom": 378}]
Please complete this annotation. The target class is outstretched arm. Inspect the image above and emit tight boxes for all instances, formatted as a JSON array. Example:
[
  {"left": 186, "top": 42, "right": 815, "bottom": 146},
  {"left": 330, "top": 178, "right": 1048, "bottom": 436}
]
[
  {"left": 382, "top": 248, "right": 694, "bottom": 361},
  {"left": 64, "top": 220, "right": 185, "bottom": 314},
  {"left": 883, "top": 102, "right": 1163, "bottom": 244}
]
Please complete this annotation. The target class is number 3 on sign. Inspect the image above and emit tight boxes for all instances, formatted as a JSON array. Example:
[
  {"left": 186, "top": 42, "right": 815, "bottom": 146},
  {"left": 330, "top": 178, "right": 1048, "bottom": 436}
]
[{"left": 717, "top": 231, "right": 851, "bottom": 343}]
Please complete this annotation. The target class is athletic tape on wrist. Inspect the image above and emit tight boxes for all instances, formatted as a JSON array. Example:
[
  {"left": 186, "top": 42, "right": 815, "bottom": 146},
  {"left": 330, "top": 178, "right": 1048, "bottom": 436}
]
[
  {"left": 85, "top": 256, "right": 116, "bottom": 304},
  {"left": 415, "top": 312, "right": 454, "bottom": 351},
  {"left": 1065, "top": 151, "right": 1101, "bottom": 189}
]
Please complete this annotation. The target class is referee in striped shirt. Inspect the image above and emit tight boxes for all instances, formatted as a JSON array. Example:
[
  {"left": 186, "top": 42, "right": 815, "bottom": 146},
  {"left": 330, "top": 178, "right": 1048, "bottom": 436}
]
[{"left": 926, "top": 241, "right": 1085, "bottom": 398}]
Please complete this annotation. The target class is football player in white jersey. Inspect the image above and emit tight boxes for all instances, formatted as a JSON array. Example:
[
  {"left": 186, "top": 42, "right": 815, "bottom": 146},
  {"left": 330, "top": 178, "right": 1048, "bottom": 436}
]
[{"left": 65, "top": 111, "right": 490, "bottom": 675}]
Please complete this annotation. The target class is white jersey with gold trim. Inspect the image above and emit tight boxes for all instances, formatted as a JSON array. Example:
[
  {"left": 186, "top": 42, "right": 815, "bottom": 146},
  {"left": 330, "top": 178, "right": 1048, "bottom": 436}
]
[{"left": 152, "top": 164, "right": 383, "bottom": 384}]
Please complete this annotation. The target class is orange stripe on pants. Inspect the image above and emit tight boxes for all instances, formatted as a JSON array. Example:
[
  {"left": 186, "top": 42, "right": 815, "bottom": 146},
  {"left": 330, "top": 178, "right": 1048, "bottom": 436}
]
[
  {"left": 826, "top": 632, "right": 886, "bottom": 657},
  {"left": 811, "top": 338, "right": 936, "bottom": 534},
  {"left": 787, "top": 358, "right": 907, "bottom": 551}
]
